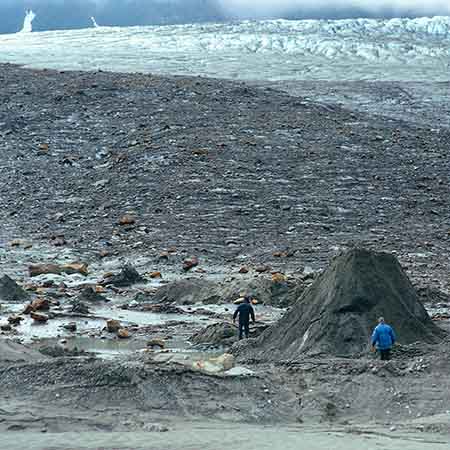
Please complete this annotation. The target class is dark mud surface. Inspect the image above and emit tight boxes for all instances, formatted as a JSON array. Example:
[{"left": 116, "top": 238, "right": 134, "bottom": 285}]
[
  {"left": 1, "top": 64, "right": 450, "bottom": 447},
  {"left": 0, "top": 64, "right": 449, "bottom": 292}
]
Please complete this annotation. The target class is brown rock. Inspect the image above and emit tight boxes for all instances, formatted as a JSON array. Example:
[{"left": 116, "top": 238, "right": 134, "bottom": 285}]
[
  {"left": 238, "top": 267, "right": 249, "bottom": 274},
  {"left": 271, "top": 272, "right": 286, "bottom": 283},
  {"left": 146, "top": 338, "right": 165, "bottom": 349},
  {"left": 99, "top": 249, "right": 110, "bottom": 258},
  {"left": 30, "top": 298, "right": 50, "bottom": 311},
  {"left": 30, "top": 312, "right": 49, "bottom": 323},
  {"left": 149, "top": 271, "right": 162, "bottom": 279},
  {"left": 106, "top": 319, "right": 121, "bottom": 333},
  {"left": 119, "top": 215, "right": 136, "bottom": 226},
  {"left": 182, "top": 257, "right": 199, "bottom": 272},
  {"left": 117, "top": 328, "right": 130, "bottom": 339},
  {"left": 29, "top": 262, "right": 88, "bottom": 277}
]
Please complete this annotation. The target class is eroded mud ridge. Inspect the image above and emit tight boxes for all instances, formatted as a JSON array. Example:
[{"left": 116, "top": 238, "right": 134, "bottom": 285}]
[{"left": 0, "top": 64, "right": 449, "bottom": 291}]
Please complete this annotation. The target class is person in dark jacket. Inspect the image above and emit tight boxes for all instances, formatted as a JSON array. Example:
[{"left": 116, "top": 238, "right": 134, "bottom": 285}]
[
  {"left": 233, "top": 296, "right": 255, "bottom": 340},
  {"left": 371, "top": 317, "right": 396, "bottom": 360}
]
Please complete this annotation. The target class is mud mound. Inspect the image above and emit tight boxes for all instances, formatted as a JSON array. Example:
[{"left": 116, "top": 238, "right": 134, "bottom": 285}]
[
  {"left": 0, "top": 275, "right": 30, "bottom": 303},
  {"left": 246, "top": 249, "right": 445, "bottom": 359}
]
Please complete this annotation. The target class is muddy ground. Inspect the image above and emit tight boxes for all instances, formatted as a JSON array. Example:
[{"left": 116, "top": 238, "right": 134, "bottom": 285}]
[{"left": 0, "top": 64, "right": 450, "bottom": 448}]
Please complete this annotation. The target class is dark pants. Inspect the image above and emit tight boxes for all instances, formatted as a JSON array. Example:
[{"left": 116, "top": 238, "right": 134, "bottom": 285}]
[
  {"left": 239, "top": 321, "right": 250, "bottom": 340},
  {"left": 380, "top": 349, "right": 391, "bottom": 361}
]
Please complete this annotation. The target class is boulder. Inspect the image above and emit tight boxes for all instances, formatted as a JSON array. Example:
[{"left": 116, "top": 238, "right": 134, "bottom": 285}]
[
  {"left": 106, "top": 319, "right": 121, "bottom": 333},
  {"left": 192, "top": 353, "right": 235, "bottom": 373},
  {"left": 0, "top": 275, "right": 30, "bottom": 303},
  {"left": 240, "top": 249, "right": 445, "bottom": 360},
  {"left": 70, "top": 300, "right": 90, "bottom": 315},
  {"left": 30, "top": 312, "right": 49, "bottom": 323},
  {"left": 102, "top": 264, "right": 143, "bottom": 287}
]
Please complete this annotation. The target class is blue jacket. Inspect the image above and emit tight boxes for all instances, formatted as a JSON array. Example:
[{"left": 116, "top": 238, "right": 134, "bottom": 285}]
[{"left": 371, "top": 323, "right": 396, "bottom": 350}]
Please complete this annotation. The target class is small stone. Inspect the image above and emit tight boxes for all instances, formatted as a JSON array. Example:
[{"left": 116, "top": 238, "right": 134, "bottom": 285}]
[
  {"left": 146, "top": 338, "right": 165, "bottom": 349},
  {"left": 271, "top": 272, "right": 286, "bottom": 283},
  {"left": 149, "top": 271, "right": 162, "bottom": 279},
  {"left": 119, "top": 215, "right": 136, "bottom": 226},
  {"left": 143, "top": 423, "right": 169, "bottom": 432},
  {"left": 106, "top": 319, "right": 121, "bottom": 333},
  {"left": 63, "top": 322, "right": 77, "bottom": 332},
  {"left": 8, "top": 315, "right": 24, "bottom": 325},
  {"left": 255, "top": 265, "right": 270, "bottom": 273},
  {"left": 238, "top": 267, "right": 249, "bottom": 274},
  {"left": 0, "top": 324, "right": 12, "bottom": 331},
  {"left": 117, "top": 328, "right": 130, "bottom": 339},
  {"left": 182, "top": 257, "right": 199, "bottom": 272}
]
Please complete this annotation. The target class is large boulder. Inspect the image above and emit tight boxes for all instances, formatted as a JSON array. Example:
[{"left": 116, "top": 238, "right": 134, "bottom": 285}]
[
  {"left": 239, "top": 249, "right": 445, "bottom": 360},
  {"left": 0, "top": 275, "right": 30, "bottom": 303}
]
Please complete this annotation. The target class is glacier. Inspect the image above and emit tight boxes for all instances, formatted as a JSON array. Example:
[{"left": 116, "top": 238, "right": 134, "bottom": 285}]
[{"left": 0, "top": 16, "right": 449, "bottom": 81}]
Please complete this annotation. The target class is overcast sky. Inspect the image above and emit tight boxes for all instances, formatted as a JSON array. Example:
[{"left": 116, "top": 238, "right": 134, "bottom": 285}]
[{"left": 1, "top": 0, "right": 449, "bottom": 34}]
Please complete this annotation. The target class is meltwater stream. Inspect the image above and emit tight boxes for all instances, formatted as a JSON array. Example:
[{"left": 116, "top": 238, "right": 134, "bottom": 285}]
[{"left": 0, "top": 16, "right": 449, "bottom": 81}]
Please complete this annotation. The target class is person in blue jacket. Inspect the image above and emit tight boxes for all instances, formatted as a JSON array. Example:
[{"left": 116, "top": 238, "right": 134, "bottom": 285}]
[
  {"left": 233, "top": 296, "right": 255, "bottom": 340},
  {"left": 371, "top": 317, "right": 396, "bottom": 360}
]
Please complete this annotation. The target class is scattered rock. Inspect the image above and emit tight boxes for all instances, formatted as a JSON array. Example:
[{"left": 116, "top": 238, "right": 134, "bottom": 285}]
[
  {"left": 75, "top": 287, "right": 107, "bottom": 303},
  {"left": 1, "top": 324, "right": 12, "bottom": 331},
  {"left": 30, "top": 312, "right": 49, "bottom": 323},
  {"left": 119, "top": 215, "right": 136, "bottom": 225},
  {"left": 62, "top": 322, "right": 77, "bottom": 332},
  {"left": 182, "top": 257, "right": 199, "bottom": 272},
  {"left": 70, "top": 301, "right": 90, "bottom": 315},
  {"left": 29, "top": 262, "right": 88, "bottom": 277},
  {"left": 117, "top": 328, "right": 130, "bottom": 339},
  {"left": 102, "top": 264, "right": 143, "bottom": 287},
  {"left": 255, "top": 265, "right": 271, "bottom": 273},
  {"left": 147, "top": 338, "right": 166, "bottom": 349},
  {"left": 238, "top": 267, "right": 249, "bottom": 274},
  {"left": 143, "top": 423, "right": 169, "bottom": 432},
  {"left": 106, "top": 319, "right": 121, "bottom": 333},
  {"left": 149, "top": 271, "right": 162, "bottom": 279}
]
